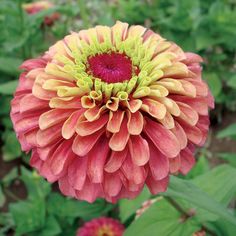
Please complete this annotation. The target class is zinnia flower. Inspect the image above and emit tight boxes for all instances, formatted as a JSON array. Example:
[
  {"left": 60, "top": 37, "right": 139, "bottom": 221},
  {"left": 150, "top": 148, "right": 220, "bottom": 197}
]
[
  {"left": 77, "top": 217, "right": 124, "bottom": 236},
  {"left": 23, "top": 1, "right": 59, "bottom": 26},
  {"left": 11, "top": 21, "right": 214, "bottom": 203}
]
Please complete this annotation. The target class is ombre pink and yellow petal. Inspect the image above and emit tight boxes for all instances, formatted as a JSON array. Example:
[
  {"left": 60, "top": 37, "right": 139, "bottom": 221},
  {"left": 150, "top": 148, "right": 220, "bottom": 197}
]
[
  {"left": 11, "top": 21, "right": 214, "bottom": 203},
  {"left": 77, "top": 217, "right": 124, "bottom": 236}
]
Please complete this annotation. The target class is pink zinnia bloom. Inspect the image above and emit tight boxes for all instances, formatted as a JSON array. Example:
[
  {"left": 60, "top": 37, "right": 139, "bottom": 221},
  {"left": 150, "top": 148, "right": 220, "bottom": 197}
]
[
  {"left": 11, "top": 21, "right": 214, "bottom": 203},
  {"left": 23, "top": 1, "right": 59, "bottom": 26},
  {"left": 77, "top": 217, "right": 124, "bottom": 236}
]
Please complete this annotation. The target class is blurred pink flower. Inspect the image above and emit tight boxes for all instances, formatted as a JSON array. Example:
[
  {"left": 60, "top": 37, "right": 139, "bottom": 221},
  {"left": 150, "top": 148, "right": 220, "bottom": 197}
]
[
  {"left": 23, "top": 1, "right": 59, "bottom": 26},
  {"left": 77, "top": 217, "right": 124, "bottom": 236},
  {"left": 11, "top": 21, "right": 214, "bottom": 203}
]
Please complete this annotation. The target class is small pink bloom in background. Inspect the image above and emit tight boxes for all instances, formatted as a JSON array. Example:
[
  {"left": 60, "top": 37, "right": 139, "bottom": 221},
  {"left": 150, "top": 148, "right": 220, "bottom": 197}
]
[
  {"left": 11, "top": 21, "right": 214, "bottom": 203},
  {"left": 77, "top": 217, "right": 124, "bottom": 236},
  {"left": 23, "top": 1, "right": 59, "bottom": 26}
]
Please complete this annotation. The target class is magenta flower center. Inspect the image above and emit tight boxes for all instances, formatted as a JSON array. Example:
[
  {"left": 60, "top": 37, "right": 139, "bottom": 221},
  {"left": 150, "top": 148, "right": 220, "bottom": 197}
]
[{"left": 87, "top": 52, "right": 133, "bottom": 83}]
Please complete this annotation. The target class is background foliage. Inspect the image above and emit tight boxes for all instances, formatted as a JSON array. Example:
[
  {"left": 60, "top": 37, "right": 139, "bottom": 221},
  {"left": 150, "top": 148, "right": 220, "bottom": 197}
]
[{"left": 0, "top": 0, "right": 236, "bottom": 235}]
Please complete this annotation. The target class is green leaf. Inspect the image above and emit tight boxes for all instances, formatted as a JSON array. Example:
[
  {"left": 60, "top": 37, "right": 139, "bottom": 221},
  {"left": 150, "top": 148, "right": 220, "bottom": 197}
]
[
  {"left": 185, "top": 155, "right": 210, "bottom": 179},
  {"left": 204, "top": 72, "right": 222, "bottom": 97},
  {"left": 0, "top": 80, "right": 18, "bottom": 95},
  {"left": 193, "top": 165, "right": 236, "bottom": 206},
  {"left": 20, "top": 167, "right": 51, "bottom": 200},
  {"left": 119, "top": 187, "right": 150, "bottom": 223},
  {"left": 36, "top": 215, "right": 61, "bottom": 236},
  {"left": 217, "top": 123, "right": 236, "bottom": 139},
  {"left": 0, "top": 213, "right": 15, "bottom": 235},
  {"left": 0, "top": 185, "right": 6, "bottom": 207},
  {"left": 47, "top": 193, "right": 112, "bottom": 221},
  {"left": 0, "top": 57, "right": 21, "bottom": 76},
  {"left": 10, "top": 199, "right": 46, "bottom": 236},
  {"left": 124, "top": 198, "right": 200, "bottom": 236},
  {"left": 227, "top": 75, "right": 236, "bottom": 89},
  {"left": 1, "top": 130, "right": 21, "bottom": 161},
  {"left": 217, "top": 153, "right": 236, "bottom": 167},
  {"left": 162, "top": 172, "right": 236, "bottom": 226},
  {"left": 0, "top": 96, "right": 11, "bottom": 115}
]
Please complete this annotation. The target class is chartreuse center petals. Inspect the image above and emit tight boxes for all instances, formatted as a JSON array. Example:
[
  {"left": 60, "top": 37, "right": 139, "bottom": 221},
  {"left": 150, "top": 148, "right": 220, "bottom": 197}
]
[{"left": 42, "top": 23, "right": 178, "bottom": 107}]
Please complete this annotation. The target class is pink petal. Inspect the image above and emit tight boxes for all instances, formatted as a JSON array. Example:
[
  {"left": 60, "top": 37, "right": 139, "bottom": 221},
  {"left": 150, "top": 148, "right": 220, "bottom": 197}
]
[
  {"left": 127, "top": 111, "right": 144, "bottom": 135},
  {"left": 76, "top": 179, "right": 104, "bottom": 203},
  {"left": 62, "top": 110, "right": 83, "bottom": 139},
  {"left": 59, "top": 176, "right": 76, "bottom": 198},
  {"left": 104, "top": 147, "right": 128, "bottom": 173},
  {"left": 20, "top": 94, "right": 48, "bottom": 113},
  {"left": 36, "top": 123, "right": 62, "bottom": 147},
  {"left": 121, "top": 154, "right": 146, "bottom": 185},
  {"left": 146, "top": 175, "right": 169, "bottom": 195},
  {"left": 149, "top": 142, "right": 169, "bottom": 180},
  {"left": 179, "top": 121, "right": 203, "bottom": 145},
  {"left": 20, "top": 58, "right": 47, "bottom": 71},
  {"left": 48, "top": 139, "right": 74, "bottom": 175},
  {"left": 179, "top": 148, "right": 195, "bottom": 175},
  {"left": 72, "top": 129, "right": 104, "bottom": 156},
  {"left": 171, "top": 121, "right": 188, "bottom": 150},
  {"left": 107, "top": 110, "right": 125, "bottom": 133},
  {"left": 87, "top": 136, "right": 110, "bottom": 183},
  {"left": 183, "top": 52, "right": 203, "bottom": 64},
  {"left": 39, "top": 109, "right": 74, "bottom": 130},
  {"left": 144, "top": 118, "right": 180, "bottom": 158},
  {"left": 169, "top": 155, "right": 181, "bottom": 173},
  {"left": 76, "top": 113, "right": 108, "bottom": 136},
  {"left": 15, "top": 115, "right": 40, "bottom": 134},
  {"left": 129, "top": 135, "right": 150, "bottom": 166},
  {"left": 104, "top": 172, "right": 122, "bottom": 197},
  {"left": 68, "top": 156, "right": 88, "bottom": 190},
  {"left": 177, "top": 102, "right": 199, "bottom": 126},
  {"left": 109, "top": 117, "right": 129, "bottom": 151}
]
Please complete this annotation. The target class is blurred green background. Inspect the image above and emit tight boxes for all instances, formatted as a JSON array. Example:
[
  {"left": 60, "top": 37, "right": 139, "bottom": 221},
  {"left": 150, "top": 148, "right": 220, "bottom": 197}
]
[{"left": 0, "top": 0, "right": 236, "bottom": 235}]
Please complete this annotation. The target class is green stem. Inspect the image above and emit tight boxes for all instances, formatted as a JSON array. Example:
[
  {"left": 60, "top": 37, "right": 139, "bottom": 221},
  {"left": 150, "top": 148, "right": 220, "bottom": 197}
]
[
  {"left": 77, "top": 0, "right": 90, "bottom": 28},
  {"left": 165, "top": 196, "right": 217, "bottom": 236}
]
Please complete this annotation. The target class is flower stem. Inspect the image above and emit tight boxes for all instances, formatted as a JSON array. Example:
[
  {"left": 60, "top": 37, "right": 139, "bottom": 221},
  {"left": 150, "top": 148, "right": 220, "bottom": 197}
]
[{"left": 165, "top": 196, "right": 217, "bottom": 236}]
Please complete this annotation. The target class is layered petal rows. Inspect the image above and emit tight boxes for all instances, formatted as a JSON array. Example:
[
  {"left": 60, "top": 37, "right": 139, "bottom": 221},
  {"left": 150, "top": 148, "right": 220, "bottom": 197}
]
[{"left": 11, "top": 21, "right": 214, "bottom": 203}]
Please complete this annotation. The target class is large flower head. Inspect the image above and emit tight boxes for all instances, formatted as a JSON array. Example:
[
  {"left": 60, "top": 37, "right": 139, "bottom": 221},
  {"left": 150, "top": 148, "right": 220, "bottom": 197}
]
[
  {"left": 77, "top": 217, "right": 124, "bottom": 236},
  {"left": 23, "top": 1, "right": 59, "bottom": 26},
  {"left": 11, "top": 21, "right": 214, "bottom": 203}
]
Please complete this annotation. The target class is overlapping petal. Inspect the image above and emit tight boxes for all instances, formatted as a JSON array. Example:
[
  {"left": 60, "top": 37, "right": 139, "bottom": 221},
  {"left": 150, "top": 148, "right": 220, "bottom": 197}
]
[{"left": 11, "top": 21, "right": 214, "bottom": 203}]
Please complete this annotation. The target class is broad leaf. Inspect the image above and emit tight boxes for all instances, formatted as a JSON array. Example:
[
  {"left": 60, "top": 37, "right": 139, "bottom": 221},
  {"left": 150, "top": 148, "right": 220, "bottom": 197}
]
[
  {"left": 124, "top": 198, "right": 200, "bottom": 236},
  {"left": 2, "top": 130, "right": 21, "bottom": 161},
  {"left": 20, "top": 167, "right": 51, "bottom": 200},
  {"left": 0, "top": 80, "right": 18, "bottom": 95},
  {"left": 119, "top": 187, "right": 150, "bottom": 223},
  {"left": 162, "top": 167, "right": 236, "bottom": 225},
  {"left": 0, "top": 57, "right": 21, "bottom": 76},
  {"left": 217, "top": 153, "right": 236, "bottom": 167},
  {"left": 47, "top": 193, "right": 113, "bottom": 221},
  {"left": 10, "top": 199, "right": 46, "bottom": 236}
]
